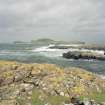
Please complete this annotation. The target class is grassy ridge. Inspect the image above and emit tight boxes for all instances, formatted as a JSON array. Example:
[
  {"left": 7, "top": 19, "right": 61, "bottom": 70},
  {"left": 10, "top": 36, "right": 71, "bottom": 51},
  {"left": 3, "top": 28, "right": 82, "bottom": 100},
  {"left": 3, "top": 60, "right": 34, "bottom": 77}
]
[{"left": 0, "top": 61, "right": 105, "bottom": 105}]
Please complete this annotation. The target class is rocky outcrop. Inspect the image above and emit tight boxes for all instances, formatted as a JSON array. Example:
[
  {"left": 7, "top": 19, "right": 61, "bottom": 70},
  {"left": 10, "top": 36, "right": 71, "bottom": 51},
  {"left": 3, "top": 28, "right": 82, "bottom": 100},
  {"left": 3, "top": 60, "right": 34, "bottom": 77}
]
[
  {"left": 63, "top": 51, "right": 105, "bottom": 60},
  {"left": 0, "top": 61, "right": 105, "bottom": 105}
]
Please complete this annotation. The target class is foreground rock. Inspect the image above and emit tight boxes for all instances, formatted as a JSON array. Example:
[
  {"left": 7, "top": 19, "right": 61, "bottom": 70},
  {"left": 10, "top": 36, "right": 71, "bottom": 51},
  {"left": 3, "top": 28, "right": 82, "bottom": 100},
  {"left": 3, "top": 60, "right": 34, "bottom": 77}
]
[
  {"left": 63, "top": 51, "right": 105, "bottom": 60},
  {"left": 0, "top": 61, "right": 105, "bottom": 105}
]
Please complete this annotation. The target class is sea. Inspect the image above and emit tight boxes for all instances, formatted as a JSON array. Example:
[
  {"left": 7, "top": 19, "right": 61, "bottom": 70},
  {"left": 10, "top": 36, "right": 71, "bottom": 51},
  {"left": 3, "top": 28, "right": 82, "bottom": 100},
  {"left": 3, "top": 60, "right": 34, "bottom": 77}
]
[{"left": 0, "top": 43, "right": 105, "bottom": 75}]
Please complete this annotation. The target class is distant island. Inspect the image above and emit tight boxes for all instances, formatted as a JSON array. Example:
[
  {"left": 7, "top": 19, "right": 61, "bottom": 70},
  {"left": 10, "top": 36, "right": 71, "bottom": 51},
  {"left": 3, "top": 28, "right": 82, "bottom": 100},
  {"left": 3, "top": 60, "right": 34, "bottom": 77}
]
[{"left": 13, "top": 38, "right": 86, "bottom": 45}]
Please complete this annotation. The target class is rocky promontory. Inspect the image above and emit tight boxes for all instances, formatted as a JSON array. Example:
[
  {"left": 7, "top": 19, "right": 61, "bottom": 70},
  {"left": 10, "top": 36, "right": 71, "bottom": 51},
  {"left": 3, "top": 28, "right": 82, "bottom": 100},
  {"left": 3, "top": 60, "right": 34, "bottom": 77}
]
[
  {"left": 63, "top": 51, "right": 105, "bottom": 60},
  {"left": 0, "top": 61, "right": 105, "bottom": 105}
]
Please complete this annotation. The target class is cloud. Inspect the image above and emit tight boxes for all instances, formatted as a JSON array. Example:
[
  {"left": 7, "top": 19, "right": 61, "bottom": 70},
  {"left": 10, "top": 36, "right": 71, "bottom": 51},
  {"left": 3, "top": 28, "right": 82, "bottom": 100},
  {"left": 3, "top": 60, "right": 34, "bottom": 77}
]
[{"left": 0, "top": 0, "right": 105, "bottom": 43}]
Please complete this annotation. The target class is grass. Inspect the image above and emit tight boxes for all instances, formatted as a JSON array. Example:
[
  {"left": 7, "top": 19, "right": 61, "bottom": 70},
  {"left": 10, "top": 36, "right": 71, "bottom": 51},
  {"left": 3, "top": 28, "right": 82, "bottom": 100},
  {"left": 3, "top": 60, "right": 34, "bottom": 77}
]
[
  {"left": 32, "top": 88, "right": 45, "bottom": 105},
  {"left": 80, "top": 92, "right": 105, "bottom": 102},
  {"left": 45, "top": 96, "right": 69, "bottom": 105},
  {"left": 90, "top": 92, "right": 105, "bottom": 102},
  {"left": 32, "top": 88, "right": 70, "bottom": 105},
  {"left": 32, "top": 88, "right": 105, "bottom": 105}
]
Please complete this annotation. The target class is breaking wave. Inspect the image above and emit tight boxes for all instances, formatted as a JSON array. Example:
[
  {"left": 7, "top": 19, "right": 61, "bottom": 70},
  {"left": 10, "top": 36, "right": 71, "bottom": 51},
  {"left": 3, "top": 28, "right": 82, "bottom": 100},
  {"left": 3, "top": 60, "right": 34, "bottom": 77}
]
[{"left": 32, "top": 44, "right": 105, "bottom": 57}]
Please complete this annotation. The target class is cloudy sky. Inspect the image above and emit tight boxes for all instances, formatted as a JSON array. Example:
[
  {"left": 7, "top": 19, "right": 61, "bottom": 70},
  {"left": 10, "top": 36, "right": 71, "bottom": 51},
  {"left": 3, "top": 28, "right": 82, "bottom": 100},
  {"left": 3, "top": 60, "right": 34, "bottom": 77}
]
[{"left": 0, "top": 0, "right": 105, "bottom": 43}]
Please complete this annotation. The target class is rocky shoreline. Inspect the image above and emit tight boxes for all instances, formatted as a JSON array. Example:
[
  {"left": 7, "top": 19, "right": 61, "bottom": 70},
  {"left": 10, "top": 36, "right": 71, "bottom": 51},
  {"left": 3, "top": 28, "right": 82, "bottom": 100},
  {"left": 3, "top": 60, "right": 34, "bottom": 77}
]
[
  {"left": 63, "top": 51, "right": 105, "bottom": 61},
  {"left": 0, "top": 61, "right": 105, "bottom": 105}
]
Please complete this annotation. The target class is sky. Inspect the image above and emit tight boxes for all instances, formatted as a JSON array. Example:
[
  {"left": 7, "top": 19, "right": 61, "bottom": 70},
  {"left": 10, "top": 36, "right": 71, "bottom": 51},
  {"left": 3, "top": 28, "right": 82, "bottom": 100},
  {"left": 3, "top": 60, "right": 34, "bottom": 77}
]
[{"left": 0, "top": 0, "right": 105, "bottom": 43}]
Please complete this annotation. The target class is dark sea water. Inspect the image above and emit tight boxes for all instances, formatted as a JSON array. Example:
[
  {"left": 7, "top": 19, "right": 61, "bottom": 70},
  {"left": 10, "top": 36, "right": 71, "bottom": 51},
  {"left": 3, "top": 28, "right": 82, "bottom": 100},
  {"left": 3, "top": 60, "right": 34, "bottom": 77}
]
[{"left": 0, "top": 43, "right": 105, "bottom": 75}]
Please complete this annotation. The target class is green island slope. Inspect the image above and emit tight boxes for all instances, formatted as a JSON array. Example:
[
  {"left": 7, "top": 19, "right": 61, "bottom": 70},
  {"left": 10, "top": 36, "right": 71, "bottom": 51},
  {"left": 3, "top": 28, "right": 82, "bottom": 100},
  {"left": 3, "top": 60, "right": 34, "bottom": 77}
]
[{"left": 0, "top": 61, "right": 105, "bottom": 105}]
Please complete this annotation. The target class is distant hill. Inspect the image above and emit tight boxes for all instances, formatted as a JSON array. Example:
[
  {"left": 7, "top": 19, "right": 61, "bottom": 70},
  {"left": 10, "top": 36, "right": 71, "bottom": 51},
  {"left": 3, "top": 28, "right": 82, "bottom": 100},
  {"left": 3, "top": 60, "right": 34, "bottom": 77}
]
[
  {"left": 31, "top": 38, "right": 85, "bottom": 45},
  {"left": 13, "top": 38, "right": 85, "bottom": 46},
  {"left": 31, "top": 38, "right": 56, "bottom": 44},
  {"left": 35, "top": 38, "right": 55, "bottom": 42}
]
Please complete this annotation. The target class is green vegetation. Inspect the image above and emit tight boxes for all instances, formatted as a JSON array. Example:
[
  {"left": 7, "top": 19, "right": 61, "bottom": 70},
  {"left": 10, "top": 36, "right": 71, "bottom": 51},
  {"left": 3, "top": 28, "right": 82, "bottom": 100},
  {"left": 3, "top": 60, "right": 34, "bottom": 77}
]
[
  {"left": 32, "top": 88, "right": 105, "bottom": 105},
  {"left": 46, "top": 96, "right": 69, "bottom": 105},
  {"left": 32, "top": 88, "right": 44, "bottom": 105},
  {"left": 89, "top": 92, "right": 105, "bottom": 102},
  {"left": 79, "top": 92, "right": 105, "bottom": 102},
  {"left": 32, "top": 88, "right": 69, "bottom": 105}
]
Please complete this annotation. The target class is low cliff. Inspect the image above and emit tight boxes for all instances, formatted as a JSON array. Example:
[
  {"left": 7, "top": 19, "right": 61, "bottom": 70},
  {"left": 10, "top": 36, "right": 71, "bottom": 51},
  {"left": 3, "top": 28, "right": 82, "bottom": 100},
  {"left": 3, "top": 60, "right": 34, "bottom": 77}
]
[{"left": 0, "top": 61, "right": 105, "bottom": 105}]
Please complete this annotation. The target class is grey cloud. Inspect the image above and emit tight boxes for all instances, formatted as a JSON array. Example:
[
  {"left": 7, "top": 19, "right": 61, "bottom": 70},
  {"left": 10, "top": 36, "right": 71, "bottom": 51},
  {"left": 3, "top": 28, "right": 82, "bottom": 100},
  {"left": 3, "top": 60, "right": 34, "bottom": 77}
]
[{"left": 0, "top": 0, "right": 105, "bottom": 43}]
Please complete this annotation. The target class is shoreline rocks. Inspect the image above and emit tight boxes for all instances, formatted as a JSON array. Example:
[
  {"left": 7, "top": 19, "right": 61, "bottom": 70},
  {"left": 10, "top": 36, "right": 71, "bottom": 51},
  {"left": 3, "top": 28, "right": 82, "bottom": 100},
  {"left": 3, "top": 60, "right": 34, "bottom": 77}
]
[{"left": 63, "top": 51, "right": 105, "bottom": 60}]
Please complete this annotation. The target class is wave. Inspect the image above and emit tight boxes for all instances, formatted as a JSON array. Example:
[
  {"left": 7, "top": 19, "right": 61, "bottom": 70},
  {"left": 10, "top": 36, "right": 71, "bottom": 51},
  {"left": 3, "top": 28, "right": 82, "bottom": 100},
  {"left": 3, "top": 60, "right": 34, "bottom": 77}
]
[
  {"left": 32, "top": 44, "right": 105, "bottom": 56},
  {"left": 32, "top": 44, "right": 69, "bottom": 57},
  {"left": 32, "top": 44, "right": 57, "bottom": 52},
  {"left": 68, "top": 48, "right": 105, "bottom": 56},
  {"left": 79, "top": 49, "right": 105, "bottom": 55},
  {"left": 32, "top": 44, "right": 82, "bottom": 52},
  {"left": 58, "top": 44, "right": 82, "bottom": 47}
]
